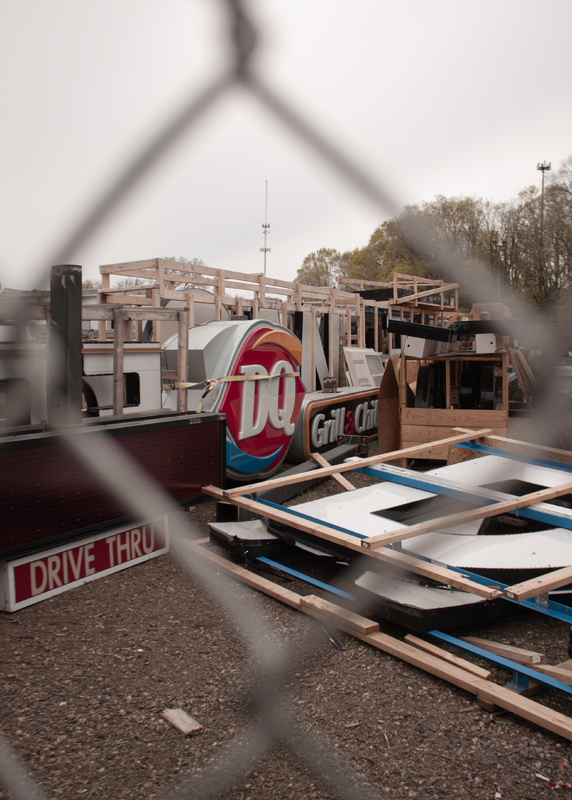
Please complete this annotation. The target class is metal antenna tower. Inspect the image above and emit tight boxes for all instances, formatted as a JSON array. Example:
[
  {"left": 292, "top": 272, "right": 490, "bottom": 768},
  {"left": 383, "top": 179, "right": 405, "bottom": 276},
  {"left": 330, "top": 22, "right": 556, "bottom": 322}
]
[{"left": 260, "top": 180, "right": 270, "bottom": 276}]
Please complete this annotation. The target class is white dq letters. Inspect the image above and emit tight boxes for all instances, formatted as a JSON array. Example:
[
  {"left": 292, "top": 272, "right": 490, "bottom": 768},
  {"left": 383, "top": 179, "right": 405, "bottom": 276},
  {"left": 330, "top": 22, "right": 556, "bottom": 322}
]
[{"left": 239, "top": 361, "right": 297, "bottom": 440}]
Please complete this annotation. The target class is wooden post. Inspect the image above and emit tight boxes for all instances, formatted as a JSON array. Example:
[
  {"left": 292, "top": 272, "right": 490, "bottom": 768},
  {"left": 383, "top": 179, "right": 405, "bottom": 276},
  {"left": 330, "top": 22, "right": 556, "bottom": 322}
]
[
  {"left": 151, "top": 288, "right": 161, "bottom": 342},
  {"left": 215, "top": 270, "right": 225, "bottom": 320},
  {"left": 156, "top": 258, "right": 165, "bottom": 292},
  {"left": 185, "top": 293, "right": 195, "bottom": 329},
  {"left": 258, "top": 276, "right": 266, "bottom": 309},
  {"left": 177, "top": 310, "right": 189, "bottom": 412},
  {"left": 310, "top": 305, "right": 317, "bottom": 391},
  {"left": 113, "top": 308, "right": 124, "bottom": 416},
  {"left": 502, "top": 350, "right": 509, "bottom": 411},
  {"left": 98, "top": 273, "right": 110, "bottom": 341},
  {"left": 399, "top": 354, "right": 407, "bottom": 467},
  {"left": 446, "top": 358, "right": 451, "bottom": 408},
  {"left": 328, "top": 289, "right": 335, "bottom": 373}
]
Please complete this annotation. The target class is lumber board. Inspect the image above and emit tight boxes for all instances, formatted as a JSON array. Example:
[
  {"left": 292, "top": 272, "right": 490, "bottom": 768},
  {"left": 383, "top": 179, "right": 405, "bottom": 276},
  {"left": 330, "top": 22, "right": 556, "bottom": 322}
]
[
  {"left": 362, "top": 478, "right": 572, "bottom": 550},
  {"left": 123, "top": 308, "right": 179, "bottom": 321},
  {"left": 460, "top": 637, "right": 545, "bottom": 665},
  {"left": 451, "top": 429, "right": 572, "bottom": 467},
  {"left": 515, "top": 348, "right": 537, "bottom": 388},
  {"left": 182, "top": 539, "right": 572, "bottom": 743},
  {"left": 161, "top": 708, "right": 203, "bottom": 735},
  {"left": 82, "top": 306, "right": 179, "bottom": 321},
  {"left": 391, "top": 283, "right": 459, "bottom": 304},
  {"left": 350, "top": 629, "right": 572, "bottom": 740},
  {"left": 507, "top": 344, "right": 533, "bottom": 407},
  {"left": 400, "top": 441, "right": 452, "bottom": 461},
  {"left": 223, "top": 429, "right": 494, "bottom": 499},
  {"left": 180, "top": 538, "right": 302, "bottom": 609},
  {"left": 201, "top": 486, "right": 500, "bottom": 599},
  {"left": 402, "top": 407, "right": 507, "bottom": 429},
  {"left": 404, "top": 634, "right": 494, "bottom": 681},
  {"left": 299, "top": 595, "right": 380, "bottom": 635},
  {"left": 529, "top": 664, "right": 572, "bottom": 686},
  {"left": 401, "top": 425, "right": 507, "bottom": 444},
  {"left": 311, "top": 452, "right": 355, "bottom": 491},
  {"left": 504, "top": 565, "right": 572, "bottom": 602},
  {"left": 100, "top": 259, "right": 158, "bottom": 273}
]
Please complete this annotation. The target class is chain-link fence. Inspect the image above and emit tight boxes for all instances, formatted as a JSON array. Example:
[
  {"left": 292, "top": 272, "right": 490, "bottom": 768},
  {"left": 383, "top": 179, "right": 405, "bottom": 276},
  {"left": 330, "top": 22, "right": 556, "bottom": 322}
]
[{"left": 1, "top": 1, "right": 571, "bottom": 798}]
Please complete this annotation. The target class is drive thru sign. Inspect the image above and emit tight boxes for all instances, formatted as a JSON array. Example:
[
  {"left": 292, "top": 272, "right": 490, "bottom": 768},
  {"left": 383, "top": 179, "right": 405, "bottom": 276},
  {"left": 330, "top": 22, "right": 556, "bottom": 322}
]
[{"left": 0, "top": 519, "right": 168, "bottom": 612}]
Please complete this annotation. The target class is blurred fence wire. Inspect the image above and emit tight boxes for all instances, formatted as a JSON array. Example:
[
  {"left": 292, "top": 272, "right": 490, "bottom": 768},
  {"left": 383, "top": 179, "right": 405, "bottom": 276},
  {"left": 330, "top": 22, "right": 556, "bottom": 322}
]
[{"left": 0, "top": 0, "right": 569, "bottom": 798}]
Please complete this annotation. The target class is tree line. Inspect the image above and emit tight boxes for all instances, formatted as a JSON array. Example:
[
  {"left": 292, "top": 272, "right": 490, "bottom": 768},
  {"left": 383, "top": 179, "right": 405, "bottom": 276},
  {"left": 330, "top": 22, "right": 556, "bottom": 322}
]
[{"left": 296, "top": 155, "right": 572, "bottom": 315}]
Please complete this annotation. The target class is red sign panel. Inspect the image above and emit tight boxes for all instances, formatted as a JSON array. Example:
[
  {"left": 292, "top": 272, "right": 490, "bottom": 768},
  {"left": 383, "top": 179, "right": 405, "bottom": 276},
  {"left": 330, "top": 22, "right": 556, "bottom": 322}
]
[
  {"left": 218, "top": 327, "right": 305, "bottom": 479},
  {"left": 3, "top": 520, "right": 167, "bottom": 611}
]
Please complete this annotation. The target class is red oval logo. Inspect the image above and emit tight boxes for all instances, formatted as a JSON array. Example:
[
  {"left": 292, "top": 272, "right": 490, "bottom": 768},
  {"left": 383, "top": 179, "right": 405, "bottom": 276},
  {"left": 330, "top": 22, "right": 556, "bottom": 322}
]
[{"left": 218, "top": 327, "right": 305, "bottom": 479}]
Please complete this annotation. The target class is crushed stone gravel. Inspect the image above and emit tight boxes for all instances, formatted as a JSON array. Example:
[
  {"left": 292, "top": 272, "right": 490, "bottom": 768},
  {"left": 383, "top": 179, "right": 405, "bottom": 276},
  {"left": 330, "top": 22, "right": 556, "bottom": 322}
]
[{"left": 2, "top": 417, "right": 572, "bottom": 799}]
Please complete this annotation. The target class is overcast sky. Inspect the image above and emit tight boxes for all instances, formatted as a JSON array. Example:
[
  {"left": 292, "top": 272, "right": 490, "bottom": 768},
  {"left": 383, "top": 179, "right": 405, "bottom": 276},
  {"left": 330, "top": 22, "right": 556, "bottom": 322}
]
[{"left": 1, "top": 0, "right": 571, "bottom": 291}]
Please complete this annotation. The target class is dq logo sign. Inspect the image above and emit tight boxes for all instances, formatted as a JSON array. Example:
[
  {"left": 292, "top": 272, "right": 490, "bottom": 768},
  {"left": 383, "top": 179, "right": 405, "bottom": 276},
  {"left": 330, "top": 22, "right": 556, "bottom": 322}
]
[{"left": 218, "top": 327, "right": 305, "bottom": 480}]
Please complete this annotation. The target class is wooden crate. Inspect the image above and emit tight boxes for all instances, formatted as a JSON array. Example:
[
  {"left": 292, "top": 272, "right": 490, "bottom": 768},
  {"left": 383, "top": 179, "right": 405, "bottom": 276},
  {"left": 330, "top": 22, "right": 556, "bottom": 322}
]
[{"left": 398, "top": 352, "right": 509, "bottom": 461}]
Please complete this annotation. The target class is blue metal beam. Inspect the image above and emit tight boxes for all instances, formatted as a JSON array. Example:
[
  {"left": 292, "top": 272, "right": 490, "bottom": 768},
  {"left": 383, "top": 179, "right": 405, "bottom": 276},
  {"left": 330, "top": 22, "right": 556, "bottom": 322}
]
[
  {"left": 356, "top": 461, "right": 572, "bottom": 532},
  {"left": 257, "top": 498, "right": 369, "bottom": 539},
  {"left": 254, "top": 556, "right": 355, "bottom": 601},
  {"left": 428, "top": 629, "right": 572, "bottom": 698},
  {"left": 453, "top": 441, "right": 572, "bottom": 473},
  {"left": 257, "top": 498, "right": 572, "bottom": 625}
]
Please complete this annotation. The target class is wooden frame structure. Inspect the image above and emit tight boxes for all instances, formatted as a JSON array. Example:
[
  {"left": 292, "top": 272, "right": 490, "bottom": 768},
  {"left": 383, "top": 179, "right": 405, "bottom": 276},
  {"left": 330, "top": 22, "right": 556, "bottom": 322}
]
[
  {"left": 0, "top": 294, "right": 193, "bottom": 417},
  {"left": 97, "top": 260, "right": 460, "bottom": 365},
  {"left": 182, "top": 533, "right": 572, "bottom": 742},
  {"left": 338, "top": 273, "right": 460, "bottom": 354},
  {"left": 195, "top": 428, "right": 572, "bottom": 737},
  {"left": 203, "top": 428, "right": 572, "bottom": 608},
  {"left": 397, "top": 351, "right": 510, "bottom": 461}
]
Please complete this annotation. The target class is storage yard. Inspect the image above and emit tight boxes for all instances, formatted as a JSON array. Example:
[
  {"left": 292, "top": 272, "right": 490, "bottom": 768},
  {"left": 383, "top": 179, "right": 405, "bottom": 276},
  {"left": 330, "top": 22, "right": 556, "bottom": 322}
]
[
  {"left": 3, "top": 425, "right": 572, "bottom": 800},
  {"left": 3, "top": 266, "right": 572, "bottom": 800}
]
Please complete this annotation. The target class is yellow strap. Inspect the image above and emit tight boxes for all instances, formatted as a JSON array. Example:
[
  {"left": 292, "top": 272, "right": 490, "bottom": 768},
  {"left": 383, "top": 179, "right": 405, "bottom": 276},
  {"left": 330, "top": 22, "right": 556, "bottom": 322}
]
[{"left": 162, "top": 370, "right": 301, "bottom": 413}]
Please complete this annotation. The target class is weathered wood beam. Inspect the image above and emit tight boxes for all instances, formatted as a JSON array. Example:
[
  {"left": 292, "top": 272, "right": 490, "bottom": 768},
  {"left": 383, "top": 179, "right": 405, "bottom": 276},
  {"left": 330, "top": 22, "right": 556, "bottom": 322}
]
[
  {"left": 201, "top": 485, "right": 500, "bottom": 599},
  {"left": 311, "top": 452, "right": 355, "bottom": 492},
  {"left": 362, "top": 478, "right": 572, "bottom": 550},
  {"left": 224, "top": 429, "right": 493, "bottom": 499},
  {"left": 181, "top": 538, "right": 572, "bottom": 742},
  {"left": 504, "top": 565, "right": 572, "bottom": 602},
  {"left": 390, "top": 283, "right": 459, "bottom": 305},
  {"left": 451, "top": 428, "right": 572, "bottom": 466}
]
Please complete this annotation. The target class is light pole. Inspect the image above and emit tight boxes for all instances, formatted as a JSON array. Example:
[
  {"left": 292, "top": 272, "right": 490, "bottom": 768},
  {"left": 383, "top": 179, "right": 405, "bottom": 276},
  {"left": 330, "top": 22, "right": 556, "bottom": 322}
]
[
  {"left": 537, "top": 160, "right": 551, "bottom": 250},
  {"left": 490, "top": 231, "right": 498, "bottom": 301}
]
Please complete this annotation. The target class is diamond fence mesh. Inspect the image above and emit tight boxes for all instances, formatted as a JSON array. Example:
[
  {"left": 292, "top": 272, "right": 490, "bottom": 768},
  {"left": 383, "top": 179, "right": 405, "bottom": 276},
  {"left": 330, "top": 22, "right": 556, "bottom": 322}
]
[{"left": 0, "top": 1, "right": 569, "bottom": 798}]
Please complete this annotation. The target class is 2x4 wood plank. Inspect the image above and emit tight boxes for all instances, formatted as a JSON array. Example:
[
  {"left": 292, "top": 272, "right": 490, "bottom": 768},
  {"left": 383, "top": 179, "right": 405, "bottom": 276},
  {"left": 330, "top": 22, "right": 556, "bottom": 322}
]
[
  {"left": 223, "top": 428, "right": 494, "bottom": 499},
  {"left": 182, "top": 539, "right": 572, "bottom": 743},
  {"left": 504, "top": 565, "right": 572, "bottom": 602},
  {"left": 460, "top": 637, "right": 546, "bottom": 665},
  {"left": 201, "top": 485, "right": 500, "bottom": 600},
  {"left": 404, "top": 634, "right": 494, "bottom": 681},
  {"left": 362, "top": 478, "right": 572, "bottom": 550}
]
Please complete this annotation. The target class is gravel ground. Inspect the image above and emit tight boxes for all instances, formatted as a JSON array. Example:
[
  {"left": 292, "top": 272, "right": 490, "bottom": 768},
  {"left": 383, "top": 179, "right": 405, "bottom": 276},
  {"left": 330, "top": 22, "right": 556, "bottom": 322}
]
[{"left": 3, "top": 416, "right": 572, "bottom": 800}]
